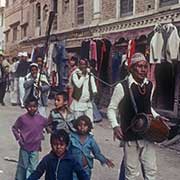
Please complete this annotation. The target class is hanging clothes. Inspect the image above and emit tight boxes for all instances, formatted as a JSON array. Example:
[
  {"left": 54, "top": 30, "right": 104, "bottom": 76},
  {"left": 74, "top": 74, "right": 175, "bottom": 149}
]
[
  {"left": 80, "top": 40, "right": 90, "bottom": 59},
  {"left": 112, "top": 52, "right": 122, "bottom": 83},
  {"left": 52, "top": 42, "right": 68, "bottom": 91},
  {"left": 165, "top": 23, "right": 180, "bottom": 62},
  {"left": 127, "top": 39, "right": 136, "bottom": 67},
  {"left": 89, "top": 40, "right": 97, "bottom": 61}
]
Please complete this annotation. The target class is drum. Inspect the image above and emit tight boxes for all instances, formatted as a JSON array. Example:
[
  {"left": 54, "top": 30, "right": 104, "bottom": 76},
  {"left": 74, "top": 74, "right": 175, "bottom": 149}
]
[{"left": 131, "top": 113, "right": 170, "bottom": 143}]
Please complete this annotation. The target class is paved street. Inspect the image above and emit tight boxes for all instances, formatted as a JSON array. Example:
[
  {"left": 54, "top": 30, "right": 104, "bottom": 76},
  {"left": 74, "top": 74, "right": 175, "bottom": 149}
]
[{"left": 0, "top": 94, "right": 180, "bottom": 180}]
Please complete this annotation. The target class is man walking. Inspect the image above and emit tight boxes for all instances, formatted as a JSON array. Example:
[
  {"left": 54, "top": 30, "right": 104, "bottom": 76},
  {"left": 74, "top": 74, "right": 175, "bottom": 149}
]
[
  {"left": 108, "top": 53, "right": 159, "bottom": 180},
  {"left": 70, "top": 58, "right": 97, "bottom": 122}
]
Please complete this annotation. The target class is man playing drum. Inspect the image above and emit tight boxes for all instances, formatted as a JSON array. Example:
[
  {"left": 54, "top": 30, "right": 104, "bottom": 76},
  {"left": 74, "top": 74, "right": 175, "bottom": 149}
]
[{"left": 108, "top": 53, "right": 164, "bottom": 180}]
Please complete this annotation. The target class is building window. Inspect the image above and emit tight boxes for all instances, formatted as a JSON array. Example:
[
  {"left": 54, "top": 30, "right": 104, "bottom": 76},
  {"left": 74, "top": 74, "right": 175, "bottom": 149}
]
[
  {"left": 36, "top": 3, "right": 41, "bottom": 27},
  {"left": 5, "top": 31, "right": 9, "bottom": 42},
  {"left": 13, "top": 26, "right": 18, "bottom": 42},
  {"left": 53, "top": 0, "right": 58, "bottom": 13},
  {"left": 6, "top": 0, "right": 9, "bottom": 7},
  {"left": 159, "top": 0, "right": 178, "bottom": 7},
  {"left": 53, "top": 14, "right": 58, "bottom": 30},
  {"left": 21, "top": 25, "right": 28, "bottom": 39},
  {"left": 77, "top": 0, "right": 84, "bottom": 24},
  {"left": 120, "top": 0, "right": 133, "bottom": 17},
  {"left": 0, "top": 13, "right": 4, "bottom": 27},
  {"left": 43, "top": 5, "right": 48, "bottom": 21}
]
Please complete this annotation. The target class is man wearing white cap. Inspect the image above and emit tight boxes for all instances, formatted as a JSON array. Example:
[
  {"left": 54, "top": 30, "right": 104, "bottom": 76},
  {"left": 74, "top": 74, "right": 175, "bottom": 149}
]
[
  {"left": 108, "top": 53, "right": 159, "bottom": 180},
  {"left": 16, "top": 52, "right": 30, "bottom": 107},
  {"left": 24, "top": 63, "right": 50, "bottom": 117}
]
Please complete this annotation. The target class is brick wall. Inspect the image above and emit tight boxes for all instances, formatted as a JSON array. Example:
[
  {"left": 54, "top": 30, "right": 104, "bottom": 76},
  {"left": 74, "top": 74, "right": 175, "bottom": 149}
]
[
  {"left": 102, "top": 0, "right": 116, "bottom": 21},
  {"left": 136, "top": 0, "right": 155, "bottom": 13}
]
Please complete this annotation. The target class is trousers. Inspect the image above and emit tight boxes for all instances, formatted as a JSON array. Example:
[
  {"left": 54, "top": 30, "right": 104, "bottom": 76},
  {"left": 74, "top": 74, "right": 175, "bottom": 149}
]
[
  {"left": 124, "top": 140, "right": 157, "bottom": 180},
  {"left": 15, "top": 148, "right": 39, "bottom": 180}
]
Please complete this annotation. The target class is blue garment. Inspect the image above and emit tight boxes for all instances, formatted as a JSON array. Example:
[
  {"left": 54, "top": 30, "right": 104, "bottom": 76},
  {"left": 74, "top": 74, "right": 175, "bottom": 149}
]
[
  {"left": 69, "top": 132, "right": 107, "bottom": 170},
  {"left": 27, "top": 150, "right": 89, "bottom": 180},
  {"left": 15, "top": 148, "right": 39, "bottom": 180},
  {"left": 112, "top": 53, "right": 122, "bottom": 83},
  {"left": 52, "top": 42, "right": 68, "bottom": 91}
]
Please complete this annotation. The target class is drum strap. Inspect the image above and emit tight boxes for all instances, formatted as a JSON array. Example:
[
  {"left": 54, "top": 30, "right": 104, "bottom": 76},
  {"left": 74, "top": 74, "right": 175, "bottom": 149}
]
[{"left": 129, "top": 86, "right": 138, "bottom": 114}]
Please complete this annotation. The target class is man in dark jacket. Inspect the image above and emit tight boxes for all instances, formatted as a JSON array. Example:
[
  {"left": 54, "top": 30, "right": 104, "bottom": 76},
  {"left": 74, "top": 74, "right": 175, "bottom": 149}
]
[{"left": 0, "top": 54, "right": 8, "bottom": 106}]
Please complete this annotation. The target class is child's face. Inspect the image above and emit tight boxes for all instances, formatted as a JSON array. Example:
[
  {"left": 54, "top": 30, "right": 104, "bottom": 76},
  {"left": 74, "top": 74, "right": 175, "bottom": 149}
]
[
  {"left": 26, "top": 101, "right": 38, "bottom": 116},
  {"left": 51, "top": 138, "right": 67, "bottom": 157},
  {"left": 55, "top": 95, "right": 66, "bottom": 109},
  {"left": 77, "top": 120, "right": 89, "bottom": 135}
]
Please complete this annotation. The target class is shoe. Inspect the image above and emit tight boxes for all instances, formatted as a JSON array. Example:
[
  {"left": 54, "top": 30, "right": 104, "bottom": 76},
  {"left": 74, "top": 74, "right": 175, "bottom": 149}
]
[
  {"left": 21, "top": 105, "right": 25, "bottom": 108},
  {"left": 1, "top": 102, "right": 5, "bottom": 106}
]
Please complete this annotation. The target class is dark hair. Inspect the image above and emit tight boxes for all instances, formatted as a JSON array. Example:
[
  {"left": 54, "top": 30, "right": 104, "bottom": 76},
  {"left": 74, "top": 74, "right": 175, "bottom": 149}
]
[
  {"left": 55, "top": 91, "right": 68, "bottom": 102},
  {"left": 73, "top": 115, "right": 93, "bottom": 132},
  {"left": 50, "top": 129, "right": 69, "bottom": 145},
  {"left": 24, "top": 96, "right": 38, "bottom": 107},
  {"left": 70, "top": 56, "right": 78, "bottom": 65}
]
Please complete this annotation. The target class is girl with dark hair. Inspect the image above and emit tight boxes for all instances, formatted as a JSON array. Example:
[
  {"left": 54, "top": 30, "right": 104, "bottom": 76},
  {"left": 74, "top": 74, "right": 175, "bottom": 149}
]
[{"left": 69, "top": 115, "right": 114, "bottom": 180}]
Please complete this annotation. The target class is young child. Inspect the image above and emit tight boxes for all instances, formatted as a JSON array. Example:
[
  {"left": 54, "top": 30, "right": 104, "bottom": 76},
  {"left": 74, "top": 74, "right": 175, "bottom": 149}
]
[
  {"left": 69, "top": 115, "right": 115, "bottom": 179},
  {"left": 27, "top": 129, "right": 89, "bottom": 180},
  {"left": 47, "top": 91, "right": 75, "bottom": 133},
  {"left": 12, "top": 97, "right": 47, "bottom": 180}
]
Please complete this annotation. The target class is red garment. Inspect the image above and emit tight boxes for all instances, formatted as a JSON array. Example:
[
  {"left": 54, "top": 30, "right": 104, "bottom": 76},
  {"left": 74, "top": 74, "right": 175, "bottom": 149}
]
[
  {"left": 127, "top": 40, "right": 136, "bottom": 68},
  {"left": 90, "top": 40, "right": 97, "bottom": 61}
]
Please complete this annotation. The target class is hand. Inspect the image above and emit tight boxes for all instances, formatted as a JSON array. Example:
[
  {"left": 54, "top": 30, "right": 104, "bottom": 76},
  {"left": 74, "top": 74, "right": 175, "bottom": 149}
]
[
  {"left": 113, "top": 126, "right": 123, "bottom": 141},
  {"left": 106, "top": 159, "right": 115, "bottom": 168}
]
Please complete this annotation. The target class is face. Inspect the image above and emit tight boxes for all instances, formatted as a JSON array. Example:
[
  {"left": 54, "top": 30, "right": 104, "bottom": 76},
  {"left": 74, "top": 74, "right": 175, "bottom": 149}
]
[
  {"left": 0, "top": 55, "right": 3, "bottom": 63},
  {"left": 51, "top": 139, "right": 67, "bottom": 157},
  {"left": 131, "top": 61, "right": 148, "bottom": 83},
  {"left": 55, "top": 95, "right": 66, "bottom": 109},
  {"left": 21, "top": 56, "right": 27, "bottom": 61},
  {"left": 37, "top": 57, "right": 43, "bottom": 68},
  {"left": 69, "top": 58, "right": 76, "bottom": 67},
  {"left": 31, "top": 66, "right": 38, "bottom": 78},
  {"left": 26, "top": 101, "right": 38, "bottom": 116},
  {"left": 79, "top": 60, "right": 88, "bottom": 74},
  {"left": 77, "top": 120, "right": 89, "bottom": 135}
]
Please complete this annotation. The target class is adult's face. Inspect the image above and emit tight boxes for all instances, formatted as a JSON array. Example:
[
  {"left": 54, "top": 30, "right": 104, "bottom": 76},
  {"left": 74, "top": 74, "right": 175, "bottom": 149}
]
[
  {"left": 131, "top": 60, "right": 148, "bottom": 83},
  {"left": 0, "top": 55, "right": 4, "bottom": 63},
  {"left": 79, "top": 60, "right": 88, "bottom": 74},
  {"left": 37, "top": 57, "right": 43, "bottom": 68}
]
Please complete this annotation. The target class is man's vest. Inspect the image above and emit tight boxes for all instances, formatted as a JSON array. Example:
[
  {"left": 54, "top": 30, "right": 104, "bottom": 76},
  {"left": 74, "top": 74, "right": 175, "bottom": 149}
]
[
  {"left": 71, "top": 73, "right": 93, "bottom": 101},
  {"left": 119, "top": 79, "right": 153, "bottom": 141}
]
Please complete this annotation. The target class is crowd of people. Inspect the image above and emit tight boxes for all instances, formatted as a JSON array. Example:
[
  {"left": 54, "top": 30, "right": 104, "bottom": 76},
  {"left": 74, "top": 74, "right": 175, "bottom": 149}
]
[{"left": 0, "top": 50, "right": 169, "bottom": 179}]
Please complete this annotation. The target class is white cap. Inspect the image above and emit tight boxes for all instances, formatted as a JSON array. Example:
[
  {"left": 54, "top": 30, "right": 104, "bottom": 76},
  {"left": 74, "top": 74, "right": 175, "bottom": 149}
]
[
  {"left": 130, "top": 53, "right": 147, "bottom": 67},
  {"left": 22, "top": 52, "right": 28, "bottom": 57},
  {"left": 30, "top": 63, "right": 38, "bottom": 68},
  {"left": 18, "top": 52, "right": 23, "bottom": 57}
]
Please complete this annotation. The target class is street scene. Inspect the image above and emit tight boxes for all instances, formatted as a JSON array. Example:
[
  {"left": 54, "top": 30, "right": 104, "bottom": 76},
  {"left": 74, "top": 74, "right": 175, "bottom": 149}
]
[
  {"left": 1, "top": 0, "right": 180, "bottom": 180},
  {"left": 0, "top": 95, "right": 180, "bottom": 180}
]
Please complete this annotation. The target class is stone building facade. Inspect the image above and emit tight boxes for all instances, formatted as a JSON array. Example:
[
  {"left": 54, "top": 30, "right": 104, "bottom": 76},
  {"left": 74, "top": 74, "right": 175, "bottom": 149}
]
[
  {"left": 4, "top": 0, "right": 180, "bottom": 119},
  {"left": 4, "top": 0, "right": 180, "bottom": 53},
  {"left": 0, "top": 0, "right": 5, "bottom": 52}
]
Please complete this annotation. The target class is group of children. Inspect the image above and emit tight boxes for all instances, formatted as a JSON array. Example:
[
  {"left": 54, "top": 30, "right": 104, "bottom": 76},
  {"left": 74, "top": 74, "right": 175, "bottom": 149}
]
[{"left": 12, "top": 91, "right": 114, "bottom": 180}]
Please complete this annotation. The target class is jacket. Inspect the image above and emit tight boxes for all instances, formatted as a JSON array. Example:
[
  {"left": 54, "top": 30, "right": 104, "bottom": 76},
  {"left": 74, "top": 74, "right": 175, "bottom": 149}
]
[
  {"left": 69, "top": 132, "right": 107, "bottom": 169},
  {"left": 23, "top": 72, "right": 50, "bottom": 106},
  {"left": 27, "top": 151, "right": 89, "bottom": 180},
  {"left": 48, "top": 108, "right": 75, "bottom": 133}
]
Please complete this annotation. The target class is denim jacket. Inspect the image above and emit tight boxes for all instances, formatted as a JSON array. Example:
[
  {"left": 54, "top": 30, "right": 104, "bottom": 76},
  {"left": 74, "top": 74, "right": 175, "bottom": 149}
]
[{"left": 69, "top": 132, "right": 107, "bottom": 169}]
